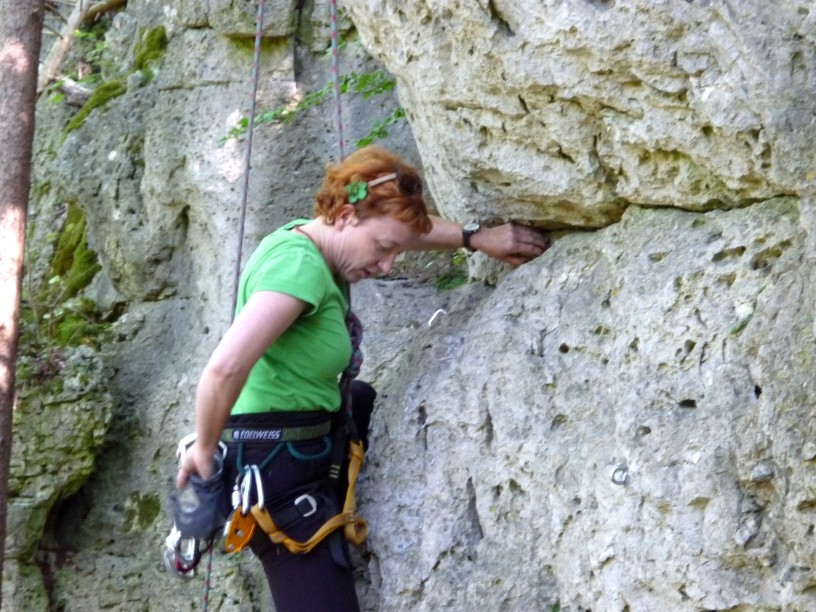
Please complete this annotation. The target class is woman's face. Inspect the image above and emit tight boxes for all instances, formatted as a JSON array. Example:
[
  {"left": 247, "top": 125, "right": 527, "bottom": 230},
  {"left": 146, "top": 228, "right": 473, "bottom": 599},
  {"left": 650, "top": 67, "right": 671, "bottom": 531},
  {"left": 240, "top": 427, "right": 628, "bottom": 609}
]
[{"left": 333, "top": 208, "right": 419, "bottom": 283}]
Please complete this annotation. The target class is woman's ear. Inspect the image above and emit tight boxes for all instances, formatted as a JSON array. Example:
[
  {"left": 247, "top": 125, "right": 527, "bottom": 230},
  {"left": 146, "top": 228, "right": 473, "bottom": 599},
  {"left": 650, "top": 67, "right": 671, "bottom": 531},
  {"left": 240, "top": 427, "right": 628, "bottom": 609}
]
[{"left": 336, "top": 204, "right": 358, "bottom": 228}]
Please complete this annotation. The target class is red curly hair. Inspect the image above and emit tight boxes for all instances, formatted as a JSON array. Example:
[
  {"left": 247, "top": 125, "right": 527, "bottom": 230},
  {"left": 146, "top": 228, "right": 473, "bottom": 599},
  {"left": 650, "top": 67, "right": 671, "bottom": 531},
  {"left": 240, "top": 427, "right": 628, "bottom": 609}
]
[{"left": 314, "top": 146, "right": 432, "bottom": 234}]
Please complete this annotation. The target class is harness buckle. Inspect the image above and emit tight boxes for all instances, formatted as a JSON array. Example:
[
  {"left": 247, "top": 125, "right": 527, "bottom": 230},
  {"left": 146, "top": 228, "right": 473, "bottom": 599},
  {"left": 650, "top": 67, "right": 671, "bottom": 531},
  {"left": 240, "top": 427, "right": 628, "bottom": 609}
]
[{"left": 294, "top": 494, "right": 318, "bottom": 518}]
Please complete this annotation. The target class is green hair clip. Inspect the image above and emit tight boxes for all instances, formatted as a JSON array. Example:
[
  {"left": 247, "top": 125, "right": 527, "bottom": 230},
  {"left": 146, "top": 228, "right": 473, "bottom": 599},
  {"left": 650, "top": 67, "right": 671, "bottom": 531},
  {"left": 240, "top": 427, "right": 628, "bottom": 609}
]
[{"left": 346, "top": 180, "right": 368, "bottom": 204}]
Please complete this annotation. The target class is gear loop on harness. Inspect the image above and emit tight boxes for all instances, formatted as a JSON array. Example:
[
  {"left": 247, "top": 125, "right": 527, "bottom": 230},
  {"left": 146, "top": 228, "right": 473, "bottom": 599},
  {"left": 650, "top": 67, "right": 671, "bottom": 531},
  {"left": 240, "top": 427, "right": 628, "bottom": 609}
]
[
  {"left": 248, "top": 438, "right": 368, "bottom": 554},
  {"left": 285, "top": 435, "right": 333, "bottom": 461}
]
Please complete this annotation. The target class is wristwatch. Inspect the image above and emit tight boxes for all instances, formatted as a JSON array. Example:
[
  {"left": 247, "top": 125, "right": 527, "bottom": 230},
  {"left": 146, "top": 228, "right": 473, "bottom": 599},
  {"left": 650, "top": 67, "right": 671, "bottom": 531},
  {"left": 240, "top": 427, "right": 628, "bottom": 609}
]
[{"left": 462, "top": 222, "right": 481, "bottom": 252}]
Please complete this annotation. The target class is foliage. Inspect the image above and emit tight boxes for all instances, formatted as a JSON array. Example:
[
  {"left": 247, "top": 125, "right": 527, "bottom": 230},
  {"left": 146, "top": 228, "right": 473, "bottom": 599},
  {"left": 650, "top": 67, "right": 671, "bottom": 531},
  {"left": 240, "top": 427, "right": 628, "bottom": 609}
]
[
  {"left": 357, "top": 107, "right": 406, "bottom": 147},
  {"left": 72, "top": 31, "right": 108, "bottom": 82},
  {"left": 435, "top": 268, "right": 469, "bottom": 291},
  {"left": 223, "top": 68, "right": 406, "bottom": 148},
  {"left": 46, "top": 17, "right": 116, "bottom": 103},
  {"left": 451, "top": 249, "right": 468, "bottom": 267},
  {"left": 70, "top": 14, "right": 120, "bottom": 83},
  {"left": 434, "top": 250, "right": 469, "bottom": 291},
  {"left": 64, "top": 78, "right": 126, "bottom": 133},
  {"left": 62, "top": 25, "right": 167, "bottom": 132},
  {"left": 133, "top": 25, "right": 168, "bottom": 79},
  {"left": 18, "top": 203, "right": 108, "bottom": 388}
]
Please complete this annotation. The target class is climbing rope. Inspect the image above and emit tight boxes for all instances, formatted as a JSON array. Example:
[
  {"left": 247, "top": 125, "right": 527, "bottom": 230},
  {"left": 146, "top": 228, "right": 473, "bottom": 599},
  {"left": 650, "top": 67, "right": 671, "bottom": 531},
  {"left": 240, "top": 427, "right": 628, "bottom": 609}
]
[
  {"left": 202, "top": 547, "right": 215, "bottom": 610},
  {"left": 207, "top": 2, "right": 267, "bottom": 609},
  {"left": 201, "top": 0, "right": 347, "bottom": 607},
  {"left": 232, "top": 0, "right": 267, "bottom": 316},
  {"left": 234, "top": 0, "right": 343, "bottom": 310},
  {"left": 329, "top": 0, "right": 345, "bottom": 162}
]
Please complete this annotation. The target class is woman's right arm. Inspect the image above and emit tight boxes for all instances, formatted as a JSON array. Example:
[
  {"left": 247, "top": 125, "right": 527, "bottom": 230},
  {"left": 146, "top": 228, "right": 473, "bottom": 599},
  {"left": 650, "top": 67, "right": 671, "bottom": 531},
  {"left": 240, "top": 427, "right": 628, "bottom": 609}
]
[{"left": 176, "top": 291, "right": 307, "bottom": 488}]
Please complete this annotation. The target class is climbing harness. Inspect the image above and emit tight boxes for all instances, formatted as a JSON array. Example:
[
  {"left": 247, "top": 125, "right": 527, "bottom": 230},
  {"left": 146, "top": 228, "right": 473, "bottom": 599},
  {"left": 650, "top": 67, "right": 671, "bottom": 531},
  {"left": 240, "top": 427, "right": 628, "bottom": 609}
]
[
  {"left": 248, "top": 439, "right": 367, "bottom": 553},
  {"left": 221, "top": 433, "right": 367, "bottom": 556},
  {"left": 222, "top": 309, "right": 368, "bottom": 558}
]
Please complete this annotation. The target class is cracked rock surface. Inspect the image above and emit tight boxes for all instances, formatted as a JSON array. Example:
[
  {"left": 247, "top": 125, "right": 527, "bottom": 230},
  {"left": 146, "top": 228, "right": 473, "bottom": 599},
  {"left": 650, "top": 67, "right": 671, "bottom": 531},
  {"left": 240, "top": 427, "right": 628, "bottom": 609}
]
[{"left": 358, "top": 198, "right": 816, "bottom": 611}]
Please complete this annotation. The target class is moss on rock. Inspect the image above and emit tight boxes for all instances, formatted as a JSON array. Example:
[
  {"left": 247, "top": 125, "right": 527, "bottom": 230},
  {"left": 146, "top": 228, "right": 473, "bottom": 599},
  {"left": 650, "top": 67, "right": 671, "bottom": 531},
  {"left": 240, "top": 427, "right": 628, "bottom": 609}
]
[
  {"left": 123, "top": 492, "right": 162, "bottom": 531},
  {"left": 65, "top": 79, "right": 126, "bottom": 134},
  {"left": 50, "top": 203, "right": 101, "bottom": 300},
  {"left": 20, "top": 202, "right": 107, "bottom": 357},
  {"left": 133, "top": 25, "right": 168, "bottom": 80}
]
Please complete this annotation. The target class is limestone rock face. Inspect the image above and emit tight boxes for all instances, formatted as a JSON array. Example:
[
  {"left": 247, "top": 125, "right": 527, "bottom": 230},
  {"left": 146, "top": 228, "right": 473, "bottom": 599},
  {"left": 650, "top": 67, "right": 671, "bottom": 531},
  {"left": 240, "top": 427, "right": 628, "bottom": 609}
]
[
  {"left": 4, "top": 347, "right": 113, "bottom": 609},
  {"left": 14, "top": 0, "right": 417, "bottom": 609},
  {"left": 11, "top": 0, "right": 816, "bottom": 610},
  {"left": 345, "top": 0, "right": 816, "bottom": 227},
  {"left": 360, "top": 198, "right": 816, "bottom": 611}
]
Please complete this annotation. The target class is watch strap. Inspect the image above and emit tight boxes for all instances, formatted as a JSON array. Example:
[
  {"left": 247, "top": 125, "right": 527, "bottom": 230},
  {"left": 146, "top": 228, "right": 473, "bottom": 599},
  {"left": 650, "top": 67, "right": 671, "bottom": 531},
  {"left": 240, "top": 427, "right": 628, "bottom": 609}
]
[{"left": 462, "top": 222, "right": 481, "bottom": 252}]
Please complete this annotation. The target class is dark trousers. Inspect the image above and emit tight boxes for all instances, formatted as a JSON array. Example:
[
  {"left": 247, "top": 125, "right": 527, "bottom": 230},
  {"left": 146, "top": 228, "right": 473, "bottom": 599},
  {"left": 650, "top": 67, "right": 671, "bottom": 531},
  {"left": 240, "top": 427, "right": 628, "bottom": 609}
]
[{"left": 223, "top": 381, "right": 375, "bottom": 612}]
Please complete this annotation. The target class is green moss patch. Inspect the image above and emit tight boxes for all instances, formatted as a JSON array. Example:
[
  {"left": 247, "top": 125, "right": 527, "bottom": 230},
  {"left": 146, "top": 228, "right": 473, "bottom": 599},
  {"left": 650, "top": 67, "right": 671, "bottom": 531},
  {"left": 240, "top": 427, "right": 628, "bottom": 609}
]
[
  {"left": 133, "top": 25, "right": 168, "bottom": 79},
  {"left": 435, "top": 269, "right": 469, "bottom": 291},
  {"left": 124, "top": 491, "right": 162, "bottom": 531},
  {"left": 63, "top": 25, "right": 167, "bottom": 134},
  {"left": 65, "top": 79, "right": 126, "bottom": 134},
  {"left": 19, "top": 202, "right": 107, "bottom": 363},
  {"left": 50, "top": 203, "right": 102, "bottom": 299}
]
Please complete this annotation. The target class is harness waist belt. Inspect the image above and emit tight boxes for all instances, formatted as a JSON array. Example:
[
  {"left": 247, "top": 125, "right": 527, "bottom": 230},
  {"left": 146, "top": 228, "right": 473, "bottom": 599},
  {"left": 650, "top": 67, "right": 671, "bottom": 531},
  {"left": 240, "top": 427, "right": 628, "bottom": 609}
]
[{"left": 222, "top": 421, "right": 332, "bottom": 443}]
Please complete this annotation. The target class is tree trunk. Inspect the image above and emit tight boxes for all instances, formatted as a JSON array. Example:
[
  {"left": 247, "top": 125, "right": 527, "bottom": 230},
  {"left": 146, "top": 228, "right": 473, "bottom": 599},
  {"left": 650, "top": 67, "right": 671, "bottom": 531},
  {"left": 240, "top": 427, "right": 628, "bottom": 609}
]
[{"left": 0, "top": 1, "right": 46, "bottom": 604}]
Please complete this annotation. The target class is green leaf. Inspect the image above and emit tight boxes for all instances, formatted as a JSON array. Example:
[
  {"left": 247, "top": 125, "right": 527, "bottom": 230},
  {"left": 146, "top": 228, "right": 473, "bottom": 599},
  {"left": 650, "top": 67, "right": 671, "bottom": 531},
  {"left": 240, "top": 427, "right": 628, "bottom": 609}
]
[
  {"left": 356, "top": 107, "right": 406, "bottom": 148},
  {"left": 223, "top": 69, "right": 404, "bottom": 147}
]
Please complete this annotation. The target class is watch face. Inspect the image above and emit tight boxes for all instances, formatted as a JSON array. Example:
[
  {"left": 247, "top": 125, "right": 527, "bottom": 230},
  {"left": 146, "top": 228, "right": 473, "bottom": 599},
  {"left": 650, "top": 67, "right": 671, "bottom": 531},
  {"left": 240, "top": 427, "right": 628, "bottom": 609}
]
[{"left": 463, "top": 222, "right": 481, "bottom": 232}]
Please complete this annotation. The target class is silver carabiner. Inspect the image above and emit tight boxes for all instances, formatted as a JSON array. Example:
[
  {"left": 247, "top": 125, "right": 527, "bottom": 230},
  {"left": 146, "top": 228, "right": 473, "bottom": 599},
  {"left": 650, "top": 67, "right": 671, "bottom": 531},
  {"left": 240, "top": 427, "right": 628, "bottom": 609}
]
[
  {"left": 239, "top": 464, "right": 266, "bottom": 512},
  {"left": 240, "top": 467, "right": 253, "bottom": 514},
  {"left": 251, "top": 464, "right": 265, "bottom": 510},
  {"left": 176, "top": 433, "right": 228, "bottom": 463}
]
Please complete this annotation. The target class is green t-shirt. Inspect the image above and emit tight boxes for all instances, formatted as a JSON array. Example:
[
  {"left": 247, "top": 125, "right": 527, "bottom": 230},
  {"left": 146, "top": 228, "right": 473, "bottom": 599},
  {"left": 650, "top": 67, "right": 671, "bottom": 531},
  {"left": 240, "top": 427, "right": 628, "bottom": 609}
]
[{"left": 230, "top": 220, "right": 351, "bottom": 414}]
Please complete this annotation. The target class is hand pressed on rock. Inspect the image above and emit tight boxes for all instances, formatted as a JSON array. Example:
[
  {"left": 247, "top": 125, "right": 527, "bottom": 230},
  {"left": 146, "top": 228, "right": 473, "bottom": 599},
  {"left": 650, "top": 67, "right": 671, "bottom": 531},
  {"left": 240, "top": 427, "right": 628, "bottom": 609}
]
[{"left": 470, "top": 222, "right": 552, "bottom": 265}]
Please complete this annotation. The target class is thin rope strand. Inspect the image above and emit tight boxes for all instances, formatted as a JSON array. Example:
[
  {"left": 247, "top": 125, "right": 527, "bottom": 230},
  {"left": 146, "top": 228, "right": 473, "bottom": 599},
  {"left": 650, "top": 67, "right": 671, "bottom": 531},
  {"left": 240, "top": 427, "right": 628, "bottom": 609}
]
[
  {"left": 210, "top": 2, "right": 266, "bottom": 608},
  {"left": 330, "top": 0, "right": 345, "bottom": 162},
  {"left": 232, "top": 0, "right": 267, "bottom": 315},
  {"left": 202, "top": 546, "right": 214, "bottom": 611}
]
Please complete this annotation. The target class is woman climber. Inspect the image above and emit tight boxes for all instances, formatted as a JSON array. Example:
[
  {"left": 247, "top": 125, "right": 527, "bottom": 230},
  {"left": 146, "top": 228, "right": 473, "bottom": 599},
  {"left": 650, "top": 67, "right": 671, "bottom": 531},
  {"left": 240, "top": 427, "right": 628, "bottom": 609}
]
[{"left": 174, "top": 145, "right": 550, "bottom": 611}]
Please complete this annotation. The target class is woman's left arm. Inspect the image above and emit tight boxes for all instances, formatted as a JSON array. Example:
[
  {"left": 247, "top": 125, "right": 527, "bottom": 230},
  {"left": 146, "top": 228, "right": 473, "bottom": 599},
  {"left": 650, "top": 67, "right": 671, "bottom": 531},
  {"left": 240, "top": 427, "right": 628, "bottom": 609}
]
[
  {"left": 409, "top": 215, "right": 551, "bottom": 265},
  {"left": 176, "top": 291, "right": 307, "bottom": 488}
]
